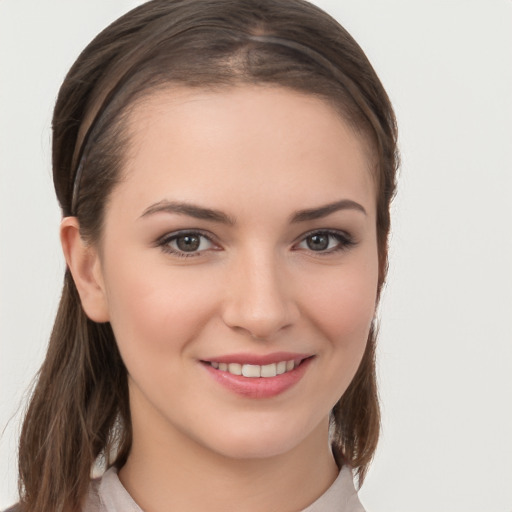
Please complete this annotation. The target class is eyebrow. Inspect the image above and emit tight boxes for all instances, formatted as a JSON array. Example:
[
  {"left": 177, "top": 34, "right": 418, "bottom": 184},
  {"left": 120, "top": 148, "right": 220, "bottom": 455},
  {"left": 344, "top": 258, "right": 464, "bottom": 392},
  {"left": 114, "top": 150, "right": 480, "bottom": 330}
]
[
  {"left": 140, "top": 200, "right": 236, "bottom": 225},
  {"left": 291, "top": 199, "right": 367, "bottom": 222},
  {"left": 140, "top": 198, "right": 366, "bottom": 225}
]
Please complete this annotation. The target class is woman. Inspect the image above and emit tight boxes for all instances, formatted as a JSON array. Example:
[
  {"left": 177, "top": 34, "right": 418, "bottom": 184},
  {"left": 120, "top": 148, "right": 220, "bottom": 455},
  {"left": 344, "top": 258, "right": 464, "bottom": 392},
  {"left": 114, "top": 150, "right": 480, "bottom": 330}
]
[{"left": 12, "top": 0, "right": 398, "bottom": 510}]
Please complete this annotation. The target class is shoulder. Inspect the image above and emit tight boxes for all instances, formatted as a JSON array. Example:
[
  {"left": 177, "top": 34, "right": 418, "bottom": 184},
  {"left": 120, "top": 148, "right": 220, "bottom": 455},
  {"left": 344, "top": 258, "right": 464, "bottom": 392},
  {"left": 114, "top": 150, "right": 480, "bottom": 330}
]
[
  {"left": 82, "top": 467, "right": 142, "bottom": 512},
  {"left": 1, "top": 481, "right": 104, "bottom": 512},
  {"left": 82, "top": 475, "right": 102, "bottom": 512},
  {"left": 2, "top": 505, "right": 21, "bottom": 512},
  {"left": 301, "top": 465, "right": 366, "bottom": 512},
  {"left": 1, "top": 471, "right": 125, "bottom": 512}
]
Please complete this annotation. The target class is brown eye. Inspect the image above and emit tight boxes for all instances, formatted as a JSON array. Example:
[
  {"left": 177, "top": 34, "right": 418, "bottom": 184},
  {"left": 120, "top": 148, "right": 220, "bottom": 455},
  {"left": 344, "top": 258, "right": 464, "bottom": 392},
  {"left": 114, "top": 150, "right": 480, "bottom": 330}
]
[
  {"left": 297, "top": 230, "right": 354, "bottom": 254},
  {"left": 176, "top": 234, "right": 201, "bottom": 252},
  {"left": 159, "top": 231, "right": 215, "bottom": 256},
  {"left": 306, "top": 233, "right": 329, "bottom": 251}
]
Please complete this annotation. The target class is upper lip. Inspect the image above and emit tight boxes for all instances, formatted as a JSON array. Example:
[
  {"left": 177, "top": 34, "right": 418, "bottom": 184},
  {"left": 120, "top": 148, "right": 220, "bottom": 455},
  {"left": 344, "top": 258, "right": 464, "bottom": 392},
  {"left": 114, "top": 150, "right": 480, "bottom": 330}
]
[{"left": 201, "top": 352, "right": 313, "bottom": 365}]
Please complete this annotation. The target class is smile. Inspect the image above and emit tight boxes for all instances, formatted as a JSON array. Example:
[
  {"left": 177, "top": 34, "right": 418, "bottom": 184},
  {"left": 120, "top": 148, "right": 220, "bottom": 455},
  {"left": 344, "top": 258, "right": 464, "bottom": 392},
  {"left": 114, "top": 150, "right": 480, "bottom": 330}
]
[
  {"left": 202, "top": 354, "right": 313, "bottom": 398},
  {"left": 208, "top": 359, "right": 300, "bottom": 378}
]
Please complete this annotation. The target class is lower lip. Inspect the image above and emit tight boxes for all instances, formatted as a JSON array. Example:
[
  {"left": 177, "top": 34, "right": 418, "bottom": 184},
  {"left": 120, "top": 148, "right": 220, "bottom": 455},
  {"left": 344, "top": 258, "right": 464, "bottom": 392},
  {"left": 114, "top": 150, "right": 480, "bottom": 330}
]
[{"left": 202, "top": 358, "right": 313, "bottom": 398}]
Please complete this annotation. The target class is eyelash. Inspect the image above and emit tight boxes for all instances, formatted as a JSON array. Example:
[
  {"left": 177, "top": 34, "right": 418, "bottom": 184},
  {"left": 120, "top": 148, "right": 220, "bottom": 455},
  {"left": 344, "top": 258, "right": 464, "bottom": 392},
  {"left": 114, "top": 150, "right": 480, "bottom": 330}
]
[
  {"left": 157, "top": 229, "right": 218, "bottom": 258},
  {"left": 156, "top": 229, "right": 355, "bottom": 258},
  {"left": 295, "top": 229, "right": 356, "bottom": 255}
]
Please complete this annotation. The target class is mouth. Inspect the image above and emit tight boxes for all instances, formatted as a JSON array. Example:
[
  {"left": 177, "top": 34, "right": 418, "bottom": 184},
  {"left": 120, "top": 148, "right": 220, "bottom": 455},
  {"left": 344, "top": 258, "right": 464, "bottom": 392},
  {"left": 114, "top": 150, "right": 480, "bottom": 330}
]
[
  {"left": 200, "top": 354, "right": 314, "bottom": 398},
  {"left": 206, "top": 358, "right": 303, "bottom": 378}
]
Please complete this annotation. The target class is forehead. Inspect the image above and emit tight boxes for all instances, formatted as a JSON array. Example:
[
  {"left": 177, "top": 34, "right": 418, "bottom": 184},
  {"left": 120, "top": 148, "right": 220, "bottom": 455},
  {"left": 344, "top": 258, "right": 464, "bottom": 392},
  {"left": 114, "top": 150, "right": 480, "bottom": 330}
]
[{"left": 115, "top": 85, "right": 376, "bottom": 217}]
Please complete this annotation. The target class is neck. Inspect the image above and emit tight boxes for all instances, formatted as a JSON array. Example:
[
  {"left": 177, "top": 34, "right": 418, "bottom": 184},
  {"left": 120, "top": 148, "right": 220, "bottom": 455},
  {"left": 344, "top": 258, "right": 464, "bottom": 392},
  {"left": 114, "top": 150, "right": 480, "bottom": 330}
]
[{"left": 118, "top": 391, "right": 338, "bottom": 512}]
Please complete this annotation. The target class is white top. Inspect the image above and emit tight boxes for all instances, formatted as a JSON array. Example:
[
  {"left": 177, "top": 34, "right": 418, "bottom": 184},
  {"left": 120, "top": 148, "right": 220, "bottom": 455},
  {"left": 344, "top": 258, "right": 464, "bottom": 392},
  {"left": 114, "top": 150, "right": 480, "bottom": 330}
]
[{"left": 83, "top": 465, "right": 366, "bottom": 511}]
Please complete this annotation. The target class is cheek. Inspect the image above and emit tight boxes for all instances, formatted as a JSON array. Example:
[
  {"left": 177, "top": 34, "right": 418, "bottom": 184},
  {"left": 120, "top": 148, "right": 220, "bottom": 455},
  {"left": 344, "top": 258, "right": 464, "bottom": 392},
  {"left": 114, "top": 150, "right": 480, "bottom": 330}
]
[
  {"left": 309, "top": 275, "right": 377, "bottom": 409},
  {"left": 101, "top": 256, "right": 221, "bottom": 360},
  {"left": 302, "top": 257, "right": 378, "bottom": 344},
  {"left": 299, "top": 248, "right": 379, "bottom": 403}
]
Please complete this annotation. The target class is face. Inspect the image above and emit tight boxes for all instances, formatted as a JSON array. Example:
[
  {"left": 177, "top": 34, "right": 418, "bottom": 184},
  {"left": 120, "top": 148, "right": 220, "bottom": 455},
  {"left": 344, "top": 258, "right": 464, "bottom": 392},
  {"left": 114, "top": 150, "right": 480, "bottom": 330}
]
[{"left": 94, "top": 86, "right": 379, "bottom": 460}]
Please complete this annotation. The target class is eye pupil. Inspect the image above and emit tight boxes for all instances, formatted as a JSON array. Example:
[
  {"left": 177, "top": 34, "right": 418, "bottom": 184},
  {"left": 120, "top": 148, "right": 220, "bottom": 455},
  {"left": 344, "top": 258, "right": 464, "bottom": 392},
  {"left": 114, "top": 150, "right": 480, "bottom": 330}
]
[
  {"left": 307, "top": 234, "right": 329, "bottom": 251},
  {"left": 176, "top": 235, "right": 201, "bottom": 252}
]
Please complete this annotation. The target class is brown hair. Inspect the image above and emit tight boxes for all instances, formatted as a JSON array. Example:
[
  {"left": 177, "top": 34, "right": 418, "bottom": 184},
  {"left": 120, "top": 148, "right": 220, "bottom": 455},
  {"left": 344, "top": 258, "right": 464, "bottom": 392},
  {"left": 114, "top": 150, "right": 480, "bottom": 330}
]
[{"left": 17, "top": 1, "right": 398, "bottom": 510}]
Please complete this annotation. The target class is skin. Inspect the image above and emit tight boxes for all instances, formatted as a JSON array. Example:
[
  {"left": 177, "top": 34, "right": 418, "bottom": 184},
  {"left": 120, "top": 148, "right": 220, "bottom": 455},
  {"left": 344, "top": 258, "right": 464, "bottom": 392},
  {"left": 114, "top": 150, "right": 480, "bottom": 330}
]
[{"left": 62, "top": 86, "right": 379, "bottom": 511}]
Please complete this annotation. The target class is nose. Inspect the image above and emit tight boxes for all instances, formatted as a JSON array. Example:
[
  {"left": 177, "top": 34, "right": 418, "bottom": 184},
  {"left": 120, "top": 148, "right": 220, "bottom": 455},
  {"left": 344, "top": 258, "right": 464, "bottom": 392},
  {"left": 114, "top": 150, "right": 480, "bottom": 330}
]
[{"left": 221, "top": 250, "right": 299, "bottom": 340}]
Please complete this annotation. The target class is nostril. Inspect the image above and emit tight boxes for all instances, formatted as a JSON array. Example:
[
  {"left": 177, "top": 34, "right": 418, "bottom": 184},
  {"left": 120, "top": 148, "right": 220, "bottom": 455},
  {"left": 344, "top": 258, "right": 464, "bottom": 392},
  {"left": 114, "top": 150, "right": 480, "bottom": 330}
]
[
  {"left": 220, "top": 262, "right": 300, "bottom": 338},
  {"left": 225, "top": 317, "right": 295, "bottom": 341}
]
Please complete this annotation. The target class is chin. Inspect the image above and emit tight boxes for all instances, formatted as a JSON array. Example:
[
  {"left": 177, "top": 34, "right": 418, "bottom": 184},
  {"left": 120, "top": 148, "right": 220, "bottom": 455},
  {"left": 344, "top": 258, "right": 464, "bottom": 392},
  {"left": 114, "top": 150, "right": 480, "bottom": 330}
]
[{"left": 196, "top": 414, "right": 327, "bottom": 461}]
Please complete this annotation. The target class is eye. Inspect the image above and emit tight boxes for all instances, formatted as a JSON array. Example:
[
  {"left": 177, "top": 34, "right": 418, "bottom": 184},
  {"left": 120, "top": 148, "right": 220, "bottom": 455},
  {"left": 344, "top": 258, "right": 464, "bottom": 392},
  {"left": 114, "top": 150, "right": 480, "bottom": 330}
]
[
  {"left": 296, "top": 230, "right": 354, "bottom": 253},
  {"left": 158, "top": 230, "right": 216, "bottom": 257}
]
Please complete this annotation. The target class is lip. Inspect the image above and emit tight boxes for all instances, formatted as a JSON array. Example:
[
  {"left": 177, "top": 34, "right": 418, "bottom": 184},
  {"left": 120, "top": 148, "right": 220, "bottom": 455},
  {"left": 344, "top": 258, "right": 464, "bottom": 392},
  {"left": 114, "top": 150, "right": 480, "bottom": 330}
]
[
  {"left": 201, "top": 353, "right": 314, "bottom": 399},
  {"left": 202, "top": 352, "right": 312, "bottom": 366}
]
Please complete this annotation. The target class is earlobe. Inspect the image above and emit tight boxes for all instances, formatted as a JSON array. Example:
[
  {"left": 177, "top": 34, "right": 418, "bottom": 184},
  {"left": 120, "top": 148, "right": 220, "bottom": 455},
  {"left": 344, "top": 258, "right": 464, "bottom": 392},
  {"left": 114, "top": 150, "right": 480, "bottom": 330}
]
[{"left": 60, "top": 217, "right": 110, "bottom": 323}]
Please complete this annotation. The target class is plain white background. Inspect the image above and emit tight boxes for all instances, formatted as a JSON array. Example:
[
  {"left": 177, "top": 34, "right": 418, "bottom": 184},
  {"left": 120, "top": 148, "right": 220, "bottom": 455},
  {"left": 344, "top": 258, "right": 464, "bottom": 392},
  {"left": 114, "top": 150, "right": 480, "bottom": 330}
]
[{"left": 1, "top": 1, "right": 511, "bottom": 510}]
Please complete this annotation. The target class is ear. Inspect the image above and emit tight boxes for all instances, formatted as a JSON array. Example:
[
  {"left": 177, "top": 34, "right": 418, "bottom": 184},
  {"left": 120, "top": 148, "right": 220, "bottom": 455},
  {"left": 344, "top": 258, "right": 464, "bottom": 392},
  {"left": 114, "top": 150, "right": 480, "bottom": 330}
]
[{"left": 60, "top": 217, "right": 110, "bottom": 322}]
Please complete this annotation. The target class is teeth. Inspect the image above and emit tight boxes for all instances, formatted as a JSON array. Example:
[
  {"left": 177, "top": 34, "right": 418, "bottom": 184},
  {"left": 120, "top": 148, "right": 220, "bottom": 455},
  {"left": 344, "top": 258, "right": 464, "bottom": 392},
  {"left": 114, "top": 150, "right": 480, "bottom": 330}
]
[
  {"left": 261, "top": 363, "right": 277, "bottom": 377},
  {"left": 210, "top": 359, "right": 299, "bottom": 378},
  {"left": 228, "top": 363, "right": 242, "bottom": 375},
  {"left": 242, "top": 364, "right": 261, "bottom": 378}
]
